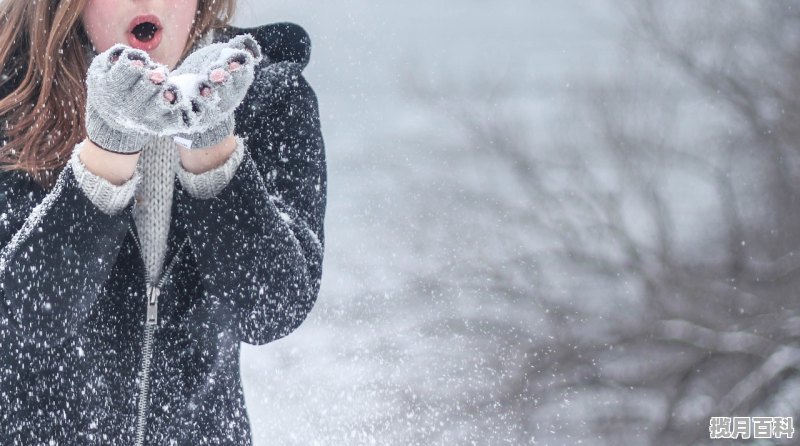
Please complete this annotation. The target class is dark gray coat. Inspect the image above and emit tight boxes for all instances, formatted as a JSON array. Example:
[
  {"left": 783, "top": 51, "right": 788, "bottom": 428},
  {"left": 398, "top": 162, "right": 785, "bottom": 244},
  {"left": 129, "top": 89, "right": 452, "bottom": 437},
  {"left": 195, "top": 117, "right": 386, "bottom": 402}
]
[{"left": 0, "top": 22, "right": 326, "bottom": 445}]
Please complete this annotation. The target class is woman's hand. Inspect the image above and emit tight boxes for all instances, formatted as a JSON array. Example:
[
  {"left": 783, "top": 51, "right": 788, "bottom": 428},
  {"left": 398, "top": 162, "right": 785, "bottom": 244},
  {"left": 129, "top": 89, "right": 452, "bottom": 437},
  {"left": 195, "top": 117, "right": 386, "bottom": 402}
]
[
  {"left": 84, "top": 45, "right": 181, "bottom": 153},
  {"left": 169, "top": 34, "right": 263, "bottom": 149},
  {"left": 84, "top": 35, "right": 262, "bottom": 155}
]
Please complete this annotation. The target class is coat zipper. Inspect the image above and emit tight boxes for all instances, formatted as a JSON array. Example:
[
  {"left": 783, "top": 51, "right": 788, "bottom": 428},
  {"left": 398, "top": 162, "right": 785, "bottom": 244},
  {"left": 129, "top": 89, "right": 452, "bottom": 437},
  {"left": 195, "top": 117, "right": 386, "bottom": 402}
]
[{"left": 129, "top": 223, "right": 189, "bottom": 446}]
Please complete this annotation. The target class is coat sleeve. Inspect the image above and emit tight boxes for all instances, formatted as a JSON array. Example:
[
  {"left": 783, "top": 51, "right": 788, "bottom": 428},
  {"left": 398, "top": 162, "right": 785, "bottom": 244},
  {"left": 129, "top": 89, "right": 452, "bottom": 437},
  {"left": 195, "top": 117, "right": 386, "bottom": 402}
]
[
  {"left": 0, "top": 164, "right": 135, "bottom": 348},
  {"left": 176, "top": 57, "right": 327, "bottom": 346}
]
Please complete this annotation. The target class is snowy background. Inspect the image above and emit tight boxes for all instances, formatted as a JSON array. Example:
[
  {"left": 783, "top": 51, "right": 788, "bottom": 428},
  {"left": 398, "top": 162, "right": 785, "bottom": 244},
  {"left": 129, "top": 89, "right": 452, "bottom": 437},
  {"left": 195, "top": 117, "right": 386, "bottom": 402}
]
[
  {"left": 234, "top": 1, "right": 622, "bottom": 444},
  {"left": 234, "top": 1, "right": 800, "bottom": 445}
]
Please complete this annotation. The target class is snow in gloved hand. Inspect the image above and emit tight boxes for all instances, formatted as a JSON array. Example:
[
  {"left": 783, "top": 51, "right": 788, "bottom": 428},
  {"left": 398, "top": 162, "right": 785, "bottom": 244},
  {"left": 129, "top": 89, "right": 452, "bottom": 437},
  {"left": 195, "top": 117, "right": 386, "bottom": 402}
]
[
  {"left": 169, "top": 34, "right": 263, "bottom": 148},
  {"left": 85, "top": 45, "right": 178, "bottom": 152},
  {"left": 84, "top": 34, "right": 262, "bottom": 152}
]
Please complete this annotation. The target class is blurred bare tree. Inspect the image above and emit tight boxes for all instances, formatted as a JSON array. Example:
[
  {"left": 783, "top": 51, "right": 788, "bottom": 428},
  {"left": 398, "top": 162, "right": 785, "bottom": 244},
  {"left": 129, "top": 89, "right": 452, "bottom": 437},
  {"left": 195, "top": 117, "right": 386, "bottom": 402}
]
[{"left": 393, "top": 1, "right": 800, "bottom": 445}]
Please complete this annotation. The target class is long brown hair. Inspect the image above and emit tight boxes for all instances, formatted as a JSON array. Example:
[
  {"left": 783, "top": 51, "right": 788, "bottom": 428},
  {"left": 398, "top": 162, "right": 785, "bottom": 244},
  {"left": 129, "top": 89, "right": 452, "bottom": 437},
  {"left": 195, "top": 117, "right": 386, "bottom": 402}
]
[{"left": 0, "top": 0, "right": 237, "bottom": 190}]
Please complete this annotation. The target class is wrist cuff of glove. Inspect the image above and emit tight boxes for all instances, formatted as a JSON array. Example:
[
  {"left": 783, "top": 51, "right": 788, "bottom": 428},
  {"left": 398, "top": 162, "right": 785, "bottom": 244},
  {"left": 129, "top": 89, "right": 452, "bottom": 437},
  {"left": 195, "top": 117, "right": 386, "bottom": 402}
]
[
  {"left": 177, "top": 116, "right": 235, "bottom": 150},
  {"left": 85, "top": 105, "right": 151, "bottom": 154}
]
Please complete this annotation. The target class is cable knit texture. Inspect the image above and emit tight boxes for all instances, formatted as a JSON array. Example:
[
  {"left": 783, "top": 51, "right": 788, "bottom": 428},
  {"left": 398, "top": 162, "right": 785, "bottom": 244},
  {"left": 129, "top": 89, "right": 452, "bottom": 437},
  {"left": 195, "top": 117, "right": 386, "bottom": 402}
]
[{"left": 132, "top": 136, "right": 179, "bottom": 281}]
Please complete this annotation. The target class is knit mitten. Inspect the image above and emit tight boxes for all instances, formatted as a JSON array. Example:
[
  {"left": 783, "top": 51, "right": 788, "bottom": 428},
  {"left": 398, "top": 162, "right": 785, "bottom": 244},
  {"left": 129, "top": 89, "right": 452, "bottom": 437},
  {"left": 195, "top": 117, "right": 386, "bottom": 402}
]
[
  {"left": 85, "top": 45, "right": 186, "bottom": 153},
  {"left": 169, "top": 34, "right": 263, "bottom": 149}
]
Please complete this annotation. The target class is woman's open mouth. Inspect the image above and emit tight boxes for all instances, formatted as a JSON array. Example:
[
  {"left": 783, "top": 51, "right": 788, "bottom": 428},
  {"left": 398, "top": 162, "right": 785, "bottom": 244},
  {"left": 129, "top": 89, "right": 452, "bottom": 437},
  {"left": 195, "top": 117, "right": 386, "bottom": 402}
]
[{"left": 128, "top": 15, "right": 163, "bottom": 51}]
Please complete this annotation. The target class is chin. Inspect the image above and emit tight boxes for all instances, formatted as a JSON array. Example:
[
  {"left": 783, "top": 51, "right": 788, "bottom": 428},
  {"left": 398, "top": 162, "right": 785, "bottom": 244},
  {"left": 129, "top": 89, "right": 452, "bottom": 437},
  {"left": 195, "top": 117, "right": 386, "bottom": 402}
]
[{"left": 149, "top": 52, "right": 176, "bottom": 69}]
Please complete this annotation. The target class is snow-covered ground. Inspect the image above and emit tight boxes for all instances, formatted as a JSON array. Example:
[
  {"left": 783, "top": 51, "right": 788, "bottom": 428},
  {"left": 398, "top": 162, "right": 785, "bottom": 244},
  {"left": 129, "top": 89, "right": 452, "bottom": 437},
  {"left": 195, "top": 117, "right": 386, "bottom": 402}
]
[{"left": 233, "top": 1, "right": 624, "bottom": 444}]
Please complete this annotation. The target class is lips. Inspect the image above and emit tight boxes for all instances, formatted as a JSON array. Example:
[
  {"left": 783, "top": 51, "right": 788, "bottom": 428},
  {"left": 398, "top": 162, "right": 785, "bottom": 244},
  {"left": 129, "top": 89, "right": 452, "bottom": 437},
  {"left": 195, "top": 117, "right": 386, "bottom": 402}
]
[{"left": 127, "top": 14, "right": 163, "bottom": 51}]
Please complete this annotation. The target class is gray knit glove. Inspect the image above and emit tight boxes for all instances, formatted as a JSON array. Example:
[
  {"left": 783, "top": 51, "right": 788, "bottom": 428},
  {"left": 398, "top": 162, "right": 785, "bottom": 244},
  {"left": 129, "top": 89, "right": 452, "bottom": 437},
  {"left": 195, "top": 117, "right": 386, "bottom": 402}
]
[
  {"left": 169, "top": 34, "right": 263, "bottom": 149},
  {"left": 85, "top": 45, "right": 182, "bottom": 153}
]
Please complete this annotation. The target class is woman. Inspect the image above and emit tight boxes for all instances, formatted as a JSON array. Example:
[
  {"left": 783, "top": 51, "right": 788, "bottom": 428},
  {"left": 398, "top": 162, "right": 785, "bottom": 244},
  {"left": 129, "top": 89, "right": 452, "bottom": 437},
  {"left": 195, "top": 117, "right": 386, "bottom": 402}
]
[{"left": 0, "top": 0, "right": 326, "bottom": 444}]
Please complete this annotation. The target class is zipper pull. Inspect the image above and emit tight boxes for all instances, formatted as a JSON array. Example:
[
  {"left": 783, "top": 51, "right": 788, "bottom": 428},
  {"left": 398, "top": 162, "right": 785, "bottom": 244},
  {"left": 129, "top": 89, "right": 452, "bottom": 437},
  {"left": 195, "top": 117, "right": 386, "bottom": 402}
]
[{"left": 146, "top": 284, "right": 161, "bottom": 325}]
